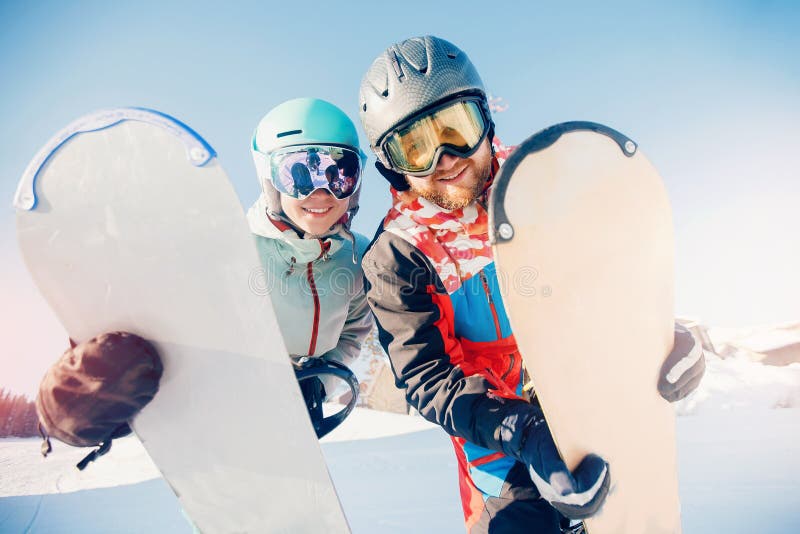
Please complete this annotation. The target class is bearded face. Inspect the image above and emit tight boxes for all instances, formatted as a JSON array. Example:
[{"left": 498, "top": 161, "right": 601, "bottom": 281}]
[{"left": 404, "top": 138, "right": 493, "bottom": 211}]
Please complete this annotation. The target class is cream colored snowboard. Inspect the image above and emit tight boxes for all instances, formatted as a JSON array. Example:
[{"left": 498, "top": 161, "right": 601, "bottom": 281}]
[
  {"left": 489, "top": 122, "right": 680, "bottom": 533},
  {"left": 14, "top": 108, "right": 350, "bottom": 533}
]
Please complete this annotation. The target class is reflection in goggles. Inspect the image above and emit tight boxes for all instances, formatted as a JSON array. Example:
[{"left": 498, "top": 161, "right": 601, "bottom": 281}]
[
  {"left": 269, "top": 146, "right": 361, "bottom": 200},
  {"left": 383, "top": 99, "right": 488, "bottom": 175}
]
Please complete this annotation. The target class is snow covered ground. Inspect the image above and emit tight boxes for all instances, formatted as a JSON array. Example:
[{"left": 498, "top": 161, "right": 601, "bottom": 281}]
[{"left": 2, "top": 353, "right": 799, "bottom": 533}]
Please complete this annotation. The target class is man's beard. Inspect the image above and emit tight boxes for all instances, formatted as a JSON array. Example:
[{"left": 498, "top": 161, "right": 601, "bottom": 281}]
[{"left": 410, "top": 162, "right": 491, "bottom": 211}]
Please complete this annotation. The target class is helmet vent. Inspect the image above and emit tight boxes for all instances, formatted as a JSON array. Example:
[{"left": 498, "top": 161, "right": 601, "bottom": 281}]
[
  {"left": 277, "top": 129, "right": 302, "bottom": 138},
  {"left": 446, "top": 51, "right": 457, "bottom": 59},
  {"left": 390, "top": 51, "right": 405, "bottom": 80},
  {"left": 399, "top": 38, "right": 428, "bottom": 73}
]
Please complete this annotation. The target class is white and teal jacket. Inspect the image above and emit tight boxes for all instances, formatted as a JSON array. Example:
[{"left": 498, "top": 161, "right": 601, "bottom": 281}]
[{"left": 246, "top": 196, "right": 373, "bottom": 377}]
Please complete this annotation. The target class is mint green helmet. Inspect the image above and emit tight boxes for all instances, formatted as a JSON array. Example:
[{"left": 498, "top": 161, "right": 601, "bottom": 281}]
[
  {"left": 253, "top": 97, "right": 363, "bottom": 153},
  {"left": 251, "top": 98, "right": 366, "bottom": 230}
]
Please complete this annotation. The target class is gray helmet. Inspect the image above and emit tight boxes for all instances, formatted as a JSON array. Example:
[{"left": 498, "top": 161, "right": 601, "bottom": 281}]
[{"left": 359, "top": 35, "right": 488, "bottom": 157}]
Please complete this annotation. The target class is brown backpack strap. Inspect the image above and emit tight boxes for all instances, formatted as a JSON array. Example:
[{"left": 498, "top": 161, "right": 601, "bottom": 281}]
[{"left": 38, "top": 422, "right": 53, "bottom": 458}]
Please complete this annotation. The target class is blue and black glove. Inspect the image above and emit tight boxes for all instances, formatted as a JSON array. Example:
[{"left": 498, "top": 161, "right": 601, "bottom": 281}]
[
  {"left": 298, "top": 375, "right": 326, "bottom": 433},
  {"left": 293, "top": 356, "right": 360, "bottom": 439},
  {"left": 518, "top": 407, "right": 610, "bottom": 519},
  {"left": 658, "top": 323, "right": 706, "bottom": 402}
]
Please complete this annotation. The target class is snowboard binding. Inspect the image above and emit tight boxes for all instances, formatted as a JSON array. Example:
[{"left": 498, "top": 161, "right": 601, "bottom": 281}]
[{"left": 294, "top": 358, "right": 359, "bottom": 438}]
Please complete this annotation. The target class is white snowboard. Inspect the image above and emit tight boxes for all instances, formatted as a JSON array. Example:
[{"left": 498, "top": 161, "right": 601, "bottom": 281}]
[
  {"left": 489, "top": 122, "right": 681, "bottom": 533},
  {"left": 14, "top": 108, "right": 350, "bottom": 533}
]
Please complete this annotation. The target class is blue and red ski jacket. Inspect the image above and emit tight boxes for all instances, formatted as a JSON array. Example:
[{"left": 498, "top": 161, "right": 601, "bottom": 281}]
[{"left": 362, "top": 160, "right": 547, "bottom": 528}]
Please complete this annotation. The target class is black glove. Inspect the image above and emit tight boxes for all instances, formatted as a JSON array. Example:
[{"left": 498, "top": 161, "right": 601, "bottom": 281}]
[
  {"left": 294, "top": 357, "right": 359, "bottom": 438},
  {"left": 36, "top": 332, "right": 162, "bottom": 467},
  {"left": 298, "top": 375, "right": 326, "bottom": 435},
  {"left": 658, "top": 323, "right": 706, "bottom": 402},
  {"left": 519, "top": 407, "right": 610, "bottom": 520}
]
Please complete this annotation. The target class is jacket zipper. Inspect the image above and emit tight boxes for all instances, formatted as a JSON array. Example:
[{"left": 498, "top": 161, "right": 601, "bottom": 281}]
[
  {"left": 480, "top": 271, "right": 503, "bottom": 340},
  {"left": 480, "top": 271, "right": 516, "bottom": 384},
  {"left": 305, "top": 239, "right": 330, "bottom": 356},
  {"left": 306, "top": 262, "right": 320, "bottom": 356}
]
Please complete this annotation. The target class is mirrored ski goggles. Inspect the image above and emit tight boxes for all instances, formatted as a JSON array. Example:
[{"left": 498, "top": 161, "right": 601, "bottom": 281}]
[
  {"left": 380, "top": 98, "right": 490, "bottom": 176},
  {"left": 269, "top": 145, "right": 362, "bottom": 200}
]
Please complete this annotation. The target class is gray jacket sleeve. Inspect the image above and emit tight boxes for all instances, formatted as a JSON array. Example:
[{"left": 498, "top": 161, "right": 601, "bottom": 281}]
[
  {"left": 319, "top": 233, "right": 374, "bottom": 391},
  {"left": 320, "top": 284, "right": 374, "bottom": 369}
]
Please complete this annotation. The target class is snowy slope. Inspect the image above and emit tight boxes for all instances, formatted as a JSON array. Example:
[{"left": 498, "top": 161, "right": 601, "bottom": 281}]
[
  {"left": 675, "top": 352, "right": 800, "bottom": 415},
  {"left": 2, "top": 356, "right": 799, "bottom": 533}
]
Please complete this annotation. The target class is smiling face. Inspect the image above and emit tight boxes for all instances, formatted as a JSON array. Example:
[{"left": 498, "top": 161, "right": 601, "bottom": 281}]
[
  {"left": 403, "top": 137, "right": 493, "bottom": 211},
  {"left": 280, "top": 189, "right": 349, "bottom": 235}
]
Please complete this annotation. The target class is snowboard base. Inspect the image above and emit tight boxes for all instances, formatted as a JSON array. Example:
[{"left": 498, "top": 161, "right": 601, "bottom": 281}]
[
  {"left": 15, "top": 108, "right": 350, "bottom": 533},
  {"left": 490, "top": 122, "right": 680, "bottom": 533}
]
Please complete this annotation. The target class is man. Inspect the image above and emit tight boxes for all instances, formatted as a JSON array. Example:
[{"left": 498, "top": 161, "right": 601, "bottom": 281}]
[{"left": 358, "top": 35, "right": 705, "bottom": 533}]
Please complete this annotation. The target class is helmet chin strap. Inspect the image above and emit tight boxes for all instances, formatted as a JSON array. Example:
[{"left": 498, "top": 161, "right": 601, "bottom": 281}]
[
  {"left": 265, "top": 206, "right": 304, "bottom": 236},
  {"left": 375, "top": 161, "right": 411, "bottom": 191}
]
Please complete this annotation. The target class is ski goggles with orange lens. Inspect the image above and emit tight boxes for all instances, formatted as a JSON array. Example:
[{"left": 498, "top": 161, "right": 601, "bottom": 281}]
[
  {"left": 380, "top": 98, "right": 490, "bottom": 176},
  {"left": 269, "top": 145, "right": 362, "bottom": 200}
]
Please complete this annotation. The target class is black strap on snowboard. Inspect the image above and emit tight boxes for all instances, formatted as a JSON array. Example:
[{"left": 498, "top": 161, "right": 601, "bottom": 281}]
[
  {"left": 75, "top": 423, "right": 131, "bottom": 470},
  {"left": 561, "top": 522, "right": 586, "bottom": 534},
  {"left": 294, "top": 359, "right": 359, "bottom": 439}
]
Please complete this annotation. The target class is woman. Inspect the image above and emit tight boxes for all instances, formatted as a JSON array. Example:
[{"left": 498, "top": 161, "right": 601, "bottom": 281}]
[
  {"left": 36, "top": 98, "right": 373, "bottom": 464},
  {"left": 248, "top": 97, "right": 373, "bottom": 432}
]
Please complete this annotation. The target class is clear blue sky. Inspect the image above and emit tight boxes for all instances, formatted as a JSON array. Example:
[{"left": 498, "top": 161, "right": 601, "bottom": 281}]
[{"left": 2, "top": 0, "right": 798, "bottom": 395}]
